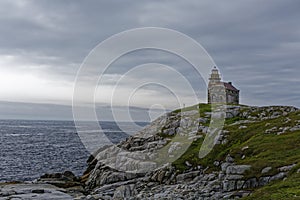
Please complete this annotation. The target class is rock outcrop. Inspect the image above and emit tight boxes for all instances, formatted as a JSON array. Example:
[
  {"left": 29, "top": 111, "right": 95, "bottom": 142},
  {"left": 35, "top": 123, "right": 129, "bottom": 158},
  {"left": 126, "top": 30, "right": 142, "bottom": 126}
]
[
  {"left": 0, "top": 183, "right": 74, "bottom": 200},
  {"left": 78, "top": 104, "right": 300, "bottom": 199}
]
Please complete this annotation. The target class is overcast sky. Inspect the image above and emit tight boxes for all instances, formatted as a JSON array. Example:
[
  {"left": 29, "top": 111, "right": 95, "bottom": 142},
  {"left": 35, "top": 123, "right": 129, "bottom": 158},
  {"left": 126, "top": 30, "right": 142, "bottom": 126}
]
[{"left": 0, "top": 0, "right": 299, "bottom": 120}]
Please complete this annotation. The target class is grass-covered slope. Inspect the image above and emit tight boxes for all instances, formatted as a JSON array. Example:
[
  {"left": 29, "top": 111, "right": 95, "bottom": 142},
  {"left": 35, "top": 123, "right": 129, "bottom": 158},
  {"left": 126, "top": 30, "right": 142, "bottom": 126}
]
[{"left": 170, "top": 104, "right": 300, "bottom": 198}]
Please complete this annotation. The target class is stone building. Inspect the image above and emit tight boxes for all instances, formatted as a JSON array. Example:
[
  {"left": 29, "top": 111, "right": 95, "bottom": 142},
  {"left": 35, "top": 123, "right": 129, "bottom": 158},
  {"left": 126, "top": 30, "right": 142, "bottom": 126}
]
[{"left": 208, "top": 67, "right": 239, "bottom": 104}]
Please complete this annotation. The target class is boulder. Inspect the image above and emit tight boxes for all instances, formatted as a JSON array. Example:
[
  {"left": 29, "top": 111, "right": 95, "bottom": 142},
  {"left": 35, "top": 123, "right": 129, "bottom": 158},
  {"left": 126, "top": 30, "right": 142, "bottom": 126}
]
[
  {"left": 269, "top": 172, "right": 286, "bottom": 182},
  {"left": 261, "top": 166, "right": 272, "bottom": 174},
  {"left": 226, "top": 165, "right": 251, "bottom": 175},
  {"left": 278, "top": 164, "right": 296, "bottom": 172}
]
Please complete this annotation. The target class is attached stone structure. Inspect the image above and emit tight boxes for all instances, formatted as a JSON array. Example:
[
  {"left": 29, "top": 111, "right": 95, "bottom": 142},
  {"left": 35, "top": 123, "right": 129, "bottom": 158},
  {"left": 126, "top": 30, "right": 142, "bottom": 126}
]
[{"left": 208, "top": 67, "right": 239, "bottom": 104}]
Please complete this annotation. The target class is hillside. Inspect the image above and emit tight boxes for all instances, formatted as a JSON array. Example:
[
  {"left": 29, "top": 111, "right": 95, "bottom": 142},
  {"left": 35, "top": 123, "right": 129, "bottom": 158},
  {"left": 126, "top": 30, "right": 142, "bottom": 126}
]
[{"left": 42, "top": 104, "right": 300, "bottom": 199}]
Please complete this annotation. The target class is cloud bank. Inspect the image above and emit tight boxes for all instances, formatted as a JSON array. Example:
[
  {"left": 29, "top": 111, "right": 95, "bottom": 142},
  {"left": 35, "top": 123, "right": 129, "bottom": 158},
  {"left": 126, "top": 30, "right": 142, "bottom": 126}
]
[{"left": 0, "top": 0, "right": 299, "bottom": 119}]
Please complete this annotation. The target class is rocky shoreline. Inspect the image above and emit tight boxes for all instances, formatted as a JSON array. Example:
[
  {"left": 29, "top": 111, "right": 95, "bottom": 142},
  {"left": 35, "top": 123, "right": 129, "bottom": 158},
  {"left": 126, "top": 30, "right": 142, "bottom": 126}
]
[{"left": 1, "top": 104, "right": 300, "bottom": 199}]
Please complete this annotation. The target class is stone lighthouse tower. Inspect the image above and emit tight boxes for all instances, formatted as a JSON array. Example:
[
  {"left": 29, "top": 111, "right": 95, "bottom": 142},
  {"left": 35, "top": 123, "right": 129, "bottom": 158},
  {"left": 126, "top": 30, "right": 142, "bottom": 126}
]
[{"left": 208, "top": 67, "right": 239, "bottom": 104}]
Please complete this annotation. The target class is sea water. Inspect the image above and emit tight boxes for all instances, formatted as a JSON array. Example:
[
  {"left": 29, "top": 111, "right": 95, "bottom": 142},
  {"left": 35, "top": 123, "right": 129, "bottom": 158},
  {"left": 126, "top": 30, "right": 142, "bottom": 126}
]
[{"left": 0, "top": 120, "right": 147, "bottom": 182}]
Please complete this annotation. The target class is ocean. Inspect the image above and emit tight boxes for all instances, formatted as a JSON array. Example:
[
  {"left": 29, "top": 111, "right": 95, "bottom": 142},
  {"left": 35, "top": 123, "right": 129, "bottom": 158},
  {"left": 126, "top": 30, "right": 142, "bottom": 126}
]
[{"left": 0, "top": 120, "right": 148, "bottom": 182}]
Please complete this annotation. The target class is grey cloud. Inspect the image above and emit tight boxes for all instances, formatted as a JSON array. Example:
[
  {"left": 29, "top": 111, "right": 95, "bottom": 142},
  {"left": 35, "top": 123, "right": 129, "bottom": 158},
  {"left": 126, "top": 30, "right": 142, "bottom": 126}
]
[{"left": 0, "top": 0, "right": 299, "bottom": 120}]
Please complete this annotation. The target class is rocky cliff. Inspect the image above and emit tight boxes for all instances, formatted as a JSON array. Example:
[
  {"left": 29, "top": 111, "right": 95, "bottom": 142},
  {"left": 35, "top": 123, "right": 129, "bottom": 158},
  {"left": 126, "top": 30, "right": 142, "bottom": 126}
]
[{"left": 77, "top": 104, "right": 300, "bottom": 200}]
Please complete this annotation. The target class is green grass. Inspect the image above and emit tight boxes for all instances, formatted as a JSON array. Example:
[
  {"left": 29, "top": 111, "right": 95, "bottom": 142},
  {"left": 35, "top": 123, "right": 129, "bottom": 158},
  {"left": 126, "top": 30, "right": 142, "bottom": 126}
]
[
  {"left": 198, "top": 103, "right": 212, "bottom": 117},
  {"left": 172, "top": 104, "right": 200, "bottom": 114},
  {"left": 230, "top": 111, "right": 300, "bottom": 177},
  {"left": 172, "top": 137, "right": 204, "bottom": 171},
  {"left": 225, "top": 116, "right": 245, "bottom": 125}
]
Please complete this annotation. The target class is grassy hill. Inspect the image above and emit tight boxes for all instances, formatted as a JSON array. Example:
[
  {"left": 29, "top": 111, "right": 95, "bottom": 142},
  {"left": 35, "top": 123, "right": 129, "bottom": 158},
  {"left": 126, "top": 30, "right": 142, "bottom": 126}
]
[{"left": 170, "top": 103, "right": 300, "bottom": 199}]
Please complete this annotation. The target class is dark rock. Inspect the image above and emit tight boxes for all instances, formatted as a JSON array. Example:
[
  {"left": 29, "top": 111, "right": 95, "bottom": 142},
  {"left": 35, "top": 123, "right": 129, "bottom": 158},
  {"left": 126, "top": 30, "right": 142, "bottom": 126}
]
[
  {"left": 176, "top": 171, "right": 200, "bottom": 183},
  {"left": 259, "top": 176, "right": 270, "bottom": 186},
  {"left": 31, "top": 189, "right": 45, "bottom": 194},
  {"left": 226, "top": 165, "right": 251, "bottom": 175},
  {"left": 270, "top": 172, "right": 286, "bottom": 182},
  {"left": 236, "top": 180, "right": 245, "bottom": 190},
  {"left": 38, "top": 171, "right": 81, "bottom": 189},
  {"left": 63, "top": 171, "right": 76, "bottom": 181},
  {"left": 225, "top": 154, "right": 234, "bottom": 163},
  {"left": 223, "top": 180, "right": 236, "bottom": 191}
]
